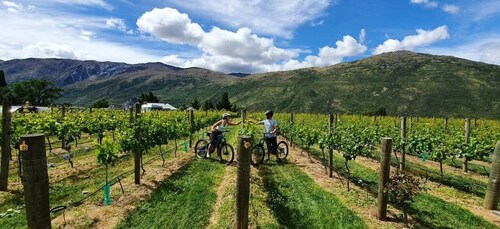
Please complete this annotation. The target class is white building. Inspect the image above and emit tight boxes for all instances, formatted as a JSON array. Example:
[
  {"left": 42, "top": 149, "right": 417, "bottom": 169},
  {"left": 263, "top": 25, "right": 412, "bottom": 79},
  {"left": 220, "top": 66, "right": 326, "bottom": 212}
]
[{"left": 141, "top": 103, "right": 177, "bottom": 111}]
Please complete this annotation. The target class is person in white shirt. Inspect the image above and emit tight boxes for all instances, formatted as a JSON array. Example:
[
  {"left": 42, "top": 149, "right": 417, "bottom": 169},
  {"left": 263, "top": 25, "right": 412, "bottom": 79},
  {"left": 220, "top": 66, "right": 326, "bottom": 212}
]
[
  {"left": 257, "top": 110, "right": 281, "bottom": 161},
  {"left": 207, "top": 113, "right": 241, "bottom": 158}
]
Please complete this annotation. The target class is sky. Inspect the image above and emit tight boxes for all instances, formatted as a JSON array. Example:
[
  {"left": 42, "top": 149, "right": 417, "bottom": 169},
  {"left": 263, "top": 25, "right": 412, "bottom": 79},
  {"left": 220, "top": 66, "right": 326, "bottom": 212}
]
[{"left": 0, "top": 0, "right": 499, "bottom": 73}]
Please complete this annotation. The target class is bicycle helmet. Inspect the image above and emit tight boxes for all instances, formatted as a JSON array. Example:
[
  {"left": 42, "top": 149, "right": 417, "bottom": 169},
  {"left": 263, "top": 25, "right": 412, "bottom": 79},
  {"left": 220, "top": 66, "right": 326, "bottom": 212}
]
[
  {"left": 222, "top": 113, "right": 231, "bottom": 119},
  {"left": 265, "top": 110, "right": 273, "bottom": 116}
]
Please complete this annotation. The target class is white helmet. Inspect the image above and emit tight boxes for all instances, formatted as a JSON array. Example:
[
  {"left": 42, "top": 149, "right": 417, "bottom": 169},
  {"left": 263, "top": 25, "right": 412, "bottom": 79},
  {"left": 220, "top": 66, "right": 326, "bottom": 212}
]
[{"left": 222, "top": 113, "right": 231, "bottom": 119}]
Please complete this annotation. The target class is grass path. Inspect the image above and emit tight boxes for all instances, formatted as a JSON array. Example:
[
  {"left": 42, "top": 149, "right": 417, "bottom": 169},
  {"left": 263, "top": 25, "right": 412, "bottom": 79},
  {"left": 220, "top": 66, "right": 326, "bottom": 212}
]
[
  {"left": 116, "top": 159, "right": 226, "bottom": 229},
  {"left": 207, "top": 163, "right": 280, "bottom": 229},
  {"left": 285, "top": 144, "right": 402, "bottom": 228},
  {"left": 288, "top": 139, "right": 497, "bottom": 228},
  {"left": 257, "top": 160, "right": 367, "bottom": 228}
]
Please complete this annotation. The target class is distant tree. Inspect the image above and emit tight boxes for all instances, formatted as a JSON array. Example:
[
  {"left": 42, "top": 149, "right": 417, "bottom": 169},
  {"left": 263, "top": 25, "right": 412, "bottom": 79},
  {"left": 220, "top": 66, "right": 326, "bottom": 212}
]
[
  {"left": 191, "top": 97, "right": 201, "bottom": 110},
  {"left": 0, "top": 70, "right": 6, "bottom": 87},
  {"left": 0, "top": 70, "right": 10, "bottom": 101},
  {"left": 202, "top": 100, "right": 214, "bottom": 111},
  {"left": 139, "top": 92, "right": 159, "bottom": 103},
  {"left": 216, "top": 92, "right": 232, "bottom": 110},
  {"left": 363, "top": 106, "right": 387, "bottom": 116},
  {"left": 91, "top": 99, "right": 109, "bottom": 108},
  {"left": 9, "top": 79, "right": 63, "bottom": 106}
]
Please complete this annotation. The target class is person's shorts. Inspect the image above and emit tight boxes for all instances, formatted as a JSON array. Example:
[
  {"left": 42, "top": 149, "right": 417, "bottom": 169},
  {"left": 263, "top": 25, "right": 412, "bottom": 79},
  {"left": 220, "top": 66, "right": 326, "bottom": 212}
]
[
  {"left": 210, "top": 130, "right": 223, "bottom": 148},
  {"left": 265, "top": 137, "right": 278, "bottom": 152}
]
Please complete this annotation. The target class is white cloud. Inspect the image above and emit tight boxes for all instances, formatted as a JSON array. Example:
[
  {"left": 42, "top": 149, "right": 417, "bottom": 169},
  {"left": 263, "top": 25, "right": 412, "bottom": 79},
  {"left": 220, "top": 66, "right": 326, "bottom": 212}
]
[
  {"left": 442, "top": 4, "right": 459, "bottom": 14},
  {"left": 106, "top": 18, "right": 127, "bottom": 32},
  {"left": 47, "top": 0, "right": 112, "bottom": 10},
  {"left": 470, "top": 0, "right": 500, "bottom": 21},
  {"left": 22, "top": 42, "right": 87, "bottom": 59},
  {"left": 0, "top": 6, "right": 161, "bottom": 63},
  {"left": 165, "top": 0, "right": 332, "bottom": 38},
  {"left": 359, "top": 29, "right": 366, "bottom": 44},
  {"left": 2, "top": 1, "right": 35, "bottom": 13},
  {"left": 374, "top": 25, "right": 449, "bottom": 54},
  {"left": 421, "top": 35, "right": 500, "bottom": 65},
  {"left": 410, "top": 0, "right": 438, "bottom": 8},
  {"left": 138, "top": 7, "right": 299, "bottom": 72},
  {"left": 137, "top": 7, "right": 204, "bottom": 45},
  {"left": 281, "top": 35, "right": 367, "bottom": 70}
]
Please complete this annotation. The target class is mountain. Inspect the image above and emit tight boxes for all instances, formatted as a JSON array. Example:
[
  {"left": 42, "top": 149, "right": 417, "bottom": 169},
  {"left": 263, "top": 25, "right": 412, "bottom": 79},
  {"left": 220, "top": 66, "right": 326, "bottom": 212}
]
[
  {"left": 1, "top": 51, "right": 499, "bottom": 118},
  {"left": 0, "top": 58, "right": 184, "bottom": 87}
]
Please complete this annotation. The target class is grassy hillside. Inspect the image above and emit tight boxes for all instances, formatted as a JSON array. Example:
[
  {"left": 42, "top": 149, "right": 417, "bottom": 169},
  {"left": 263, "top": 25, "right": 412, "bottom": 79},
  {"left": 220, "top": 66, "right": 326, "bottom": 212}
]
[{"left": 6, "top": 51, "right": 500, "bottom": 118}]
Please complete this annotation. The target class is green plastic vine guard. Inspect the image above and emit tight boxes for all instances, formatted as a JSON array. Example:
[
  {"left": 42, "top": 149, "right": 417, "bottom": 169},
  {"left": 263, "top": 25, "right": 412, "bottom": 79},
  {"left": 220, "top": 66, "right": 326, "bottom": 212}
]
[
  {"left": 103, "top": 183, "right": 112, "bottom": 206},
  {"left": 421, "top": 153, "right": 427, "bottom": 162},
  {"left": 183, "top": 141, "right": 188, "bottom": 153}
]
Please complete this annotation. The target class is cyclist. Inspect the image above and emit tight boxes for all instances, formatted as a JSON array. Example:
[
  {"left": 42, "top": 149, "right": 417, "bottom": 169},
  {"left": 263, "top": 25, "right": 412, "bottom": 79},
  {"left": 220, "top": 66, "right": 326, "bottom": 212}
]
[
  {"left": 257, "top": 110, "right": 281, "bottom": 161},
  {"left": 207, "top": 113, "right": 241, "bottom": 158}
]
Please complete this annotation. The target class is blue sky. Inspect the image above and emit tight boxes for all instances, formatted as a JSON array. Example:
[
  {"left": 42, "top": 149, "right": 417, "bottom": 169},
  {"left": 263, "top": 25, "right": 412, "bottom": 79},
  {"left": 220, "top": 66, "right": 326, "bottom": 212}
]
[{"left": 1, "top": 0, "right": 499, "bottom": 73}]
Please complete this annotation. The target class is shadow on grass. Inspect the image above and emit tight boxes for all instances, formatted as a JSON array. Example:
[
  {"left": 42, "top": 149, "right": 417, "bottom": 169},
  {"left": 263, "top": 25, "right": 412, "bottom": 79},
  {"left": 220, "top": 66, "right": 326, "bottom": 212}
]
[
  {"left": 305, "top": 147, "right": 496, "bottom": 229},
  {"left": 257, "top": 163, "right": 367, "bottom": 228}
]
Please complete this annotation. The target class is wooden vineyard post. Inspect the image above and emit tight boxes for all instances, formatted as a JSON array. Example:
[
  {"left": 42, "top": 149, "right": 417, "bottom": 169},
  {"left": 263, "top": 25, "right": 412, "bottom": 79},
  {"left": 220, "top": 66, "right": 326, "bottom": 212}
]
[
  {"left": 444, "top": 117, "right": 448, "bottom": 130},
  {"left": 484, "top": 142, "right": 500, "bottom": 210},
  {"left": 236, "top": 136, "right": 252, "bottom": 229},
  {"left": 129, "top": 107, "right": 133, "bottom": 123},
  {"left": 290, "top": 113, "right": 294, "bottom": 148},
  {"left": 20, "top": 134, "right": 51, "bottom": 229},
  {"left": 328, "top": 113, "right": 334, "bottom": 178},
  {"left": 400, "top": 117, "right": 407, "bottom": 171},
  {"left": 89, "top": 107, "right": 92, "bottom": 113},
  {"left": 134, "top": 103, "right": 141, "bottom": 184},
  {"left": 241, "top": 109, "right": 246, "bottom": 123},
  {"left": 0, "top": 100, "right": 12, "bottom": 191},
  {"left": 377, "top": 138, "right": 392, "bottom": 221},
  {"left": 189, "top": 110, "right": 194, "bottom": 148},
  {"left": 61, "top": 105, "right": 66, "bottom": 149},
  {"left": 464, "top": 118, "right": 471, "bottom": 173}
]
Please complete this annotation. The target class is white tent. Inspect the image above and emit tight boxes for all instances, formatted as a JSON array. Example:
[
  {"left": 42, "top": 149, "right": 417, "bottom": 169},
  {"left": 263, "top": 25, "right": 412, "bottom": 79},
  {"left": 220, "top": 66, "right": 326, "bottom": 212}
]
[{"left": 141, "top": 103, "right": 177, "bottom": 111}]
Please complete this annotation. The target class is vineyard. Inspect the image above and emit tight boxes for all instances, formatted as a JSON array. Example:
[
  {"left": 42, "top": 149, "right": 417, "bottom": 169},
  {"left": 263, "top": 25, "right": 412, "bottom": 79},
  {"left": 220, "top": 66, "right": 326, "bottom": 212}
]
[{"left": 0, "top": 108, "right": 499, "bottom": 228}]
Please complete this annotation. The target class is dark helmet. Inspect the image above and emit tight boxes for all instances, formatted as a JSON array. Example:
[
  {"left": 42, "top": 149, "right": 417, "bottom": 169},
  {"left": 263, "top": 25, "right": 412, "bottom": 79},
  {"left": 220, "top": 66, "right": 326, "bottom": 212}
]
[{"left": 265, "top": 110, "right": 273, "bottom": 116}]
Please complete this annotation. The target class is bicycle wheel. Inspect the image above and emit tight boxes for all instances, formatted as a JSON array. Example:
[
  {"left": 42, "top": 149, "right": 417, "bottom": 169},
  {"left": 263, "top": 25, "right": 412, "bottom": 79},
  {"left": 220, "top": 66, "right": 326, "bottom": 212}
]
[
  {"left": 195, "top": 139, "right": 209, "bottom": 158},
  {"left": 277, "top": 141, "right": 289, "bottom": 160},
  {"left": 251, "top": 144, "right": 265, "bottom": 166},
  {"left": 219, "top": 143, "right": 235, "bottom": 165}
]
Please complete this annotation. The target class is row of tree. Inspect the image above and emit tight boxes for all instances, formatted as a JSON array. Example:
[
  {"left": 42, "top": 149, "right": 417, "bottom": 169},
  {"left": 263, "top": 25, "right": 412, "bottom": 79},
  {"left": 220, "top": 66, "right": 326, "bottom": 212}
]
[
  {"left": 189, "top": 92, "right": 236, "bottom": 111},
  {"left": 1, "top": 69, "right": 237, "bottom": 111},
  {"left": 0, "top": 70, "right": 63, "bottom": 106}
]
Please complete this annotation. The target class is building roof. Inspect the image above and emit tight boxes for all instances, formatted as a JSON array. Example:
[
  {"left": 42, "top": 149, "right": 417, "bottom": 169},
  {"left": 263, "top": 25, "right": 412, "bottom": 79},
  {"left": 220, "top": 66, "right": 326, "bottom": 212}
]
[{"left": 141, "top": 103, "right": 177, "bottom": 110}]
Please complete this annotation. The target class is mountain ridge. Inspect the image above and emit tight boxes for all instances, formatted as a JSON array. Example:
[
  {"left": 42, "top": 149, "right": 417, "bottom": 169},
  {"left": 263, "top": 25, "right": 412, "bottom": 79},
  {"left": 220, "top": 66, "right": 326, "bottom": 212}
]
[{"left": 1, "top": 51, "right": 499, "bottom": 118}]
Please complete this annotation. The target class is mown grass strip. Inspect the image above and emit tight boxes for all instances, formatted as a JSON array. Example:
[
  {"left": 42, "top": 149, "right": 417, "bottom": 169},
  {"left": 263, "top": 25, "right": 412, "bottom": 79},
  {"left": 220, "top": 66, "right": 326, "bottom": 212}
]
[
  {"left": 259, "top": 162, "right": 367, "bottom": 229},
  {"left": 305, "top": 147, "right": 496, "bottom": 229},
  {"left": 208, "top": 167, "right": 280, "bottom": 229},
  {"left": 116, "top": 159, "right": 225, "bottom": 229}
]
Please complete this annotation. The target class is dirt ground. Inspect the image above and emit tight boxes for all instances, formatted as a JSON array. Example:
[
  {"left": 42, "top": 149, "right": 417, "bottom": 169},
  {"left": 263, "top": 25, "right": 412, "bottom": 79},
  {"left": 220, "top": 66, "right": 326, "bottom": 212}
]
[{"left": 51, "top": 153, "right": 193, "bottom": 228}]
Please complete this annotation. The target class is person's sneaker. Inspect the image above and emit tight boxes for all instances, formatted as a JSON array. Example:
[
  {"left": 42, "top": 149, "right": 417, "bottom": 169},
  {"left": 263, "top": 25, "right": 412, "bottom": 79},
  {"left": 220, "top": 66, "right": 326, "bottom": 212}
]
[
  {"left": 205, "top": 153, "right": 210, "bottom": 158},
  {"left": 217, "top": 156, "right": 222, "bottom": 161}
]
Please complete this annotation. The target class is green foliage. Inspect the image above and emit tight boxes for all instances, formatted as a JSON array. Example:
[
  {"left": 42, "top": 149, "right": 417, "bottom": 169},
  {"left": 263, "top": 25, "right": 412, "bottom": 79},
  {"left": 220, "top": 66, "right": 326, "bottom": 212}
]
[
  {"left": 139, "top": 91, "right": 159, "bottom": 103},
  {"left": 91, "top": 99, "right": 109, "bottom": 108},
  {"left": 191, "top": 97, "right": 201, "bottom": 110},
  {"left": 9, "top": 79, "right": 63, "bottom": 106},
  {"left": 0, "top": 69, "right": 6, "bottom": 87},
  {"left": 96, "top": 137, "right": 119, "bottom": 167},
  {"left": 386, "top": 172, "right": 425, "bottom": 208},
  {"left": 202, "top": 99, "right": 214, "bottom": 110},
  {"left": 216, "top": 92, "right": 232, "bottom": 111}
]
